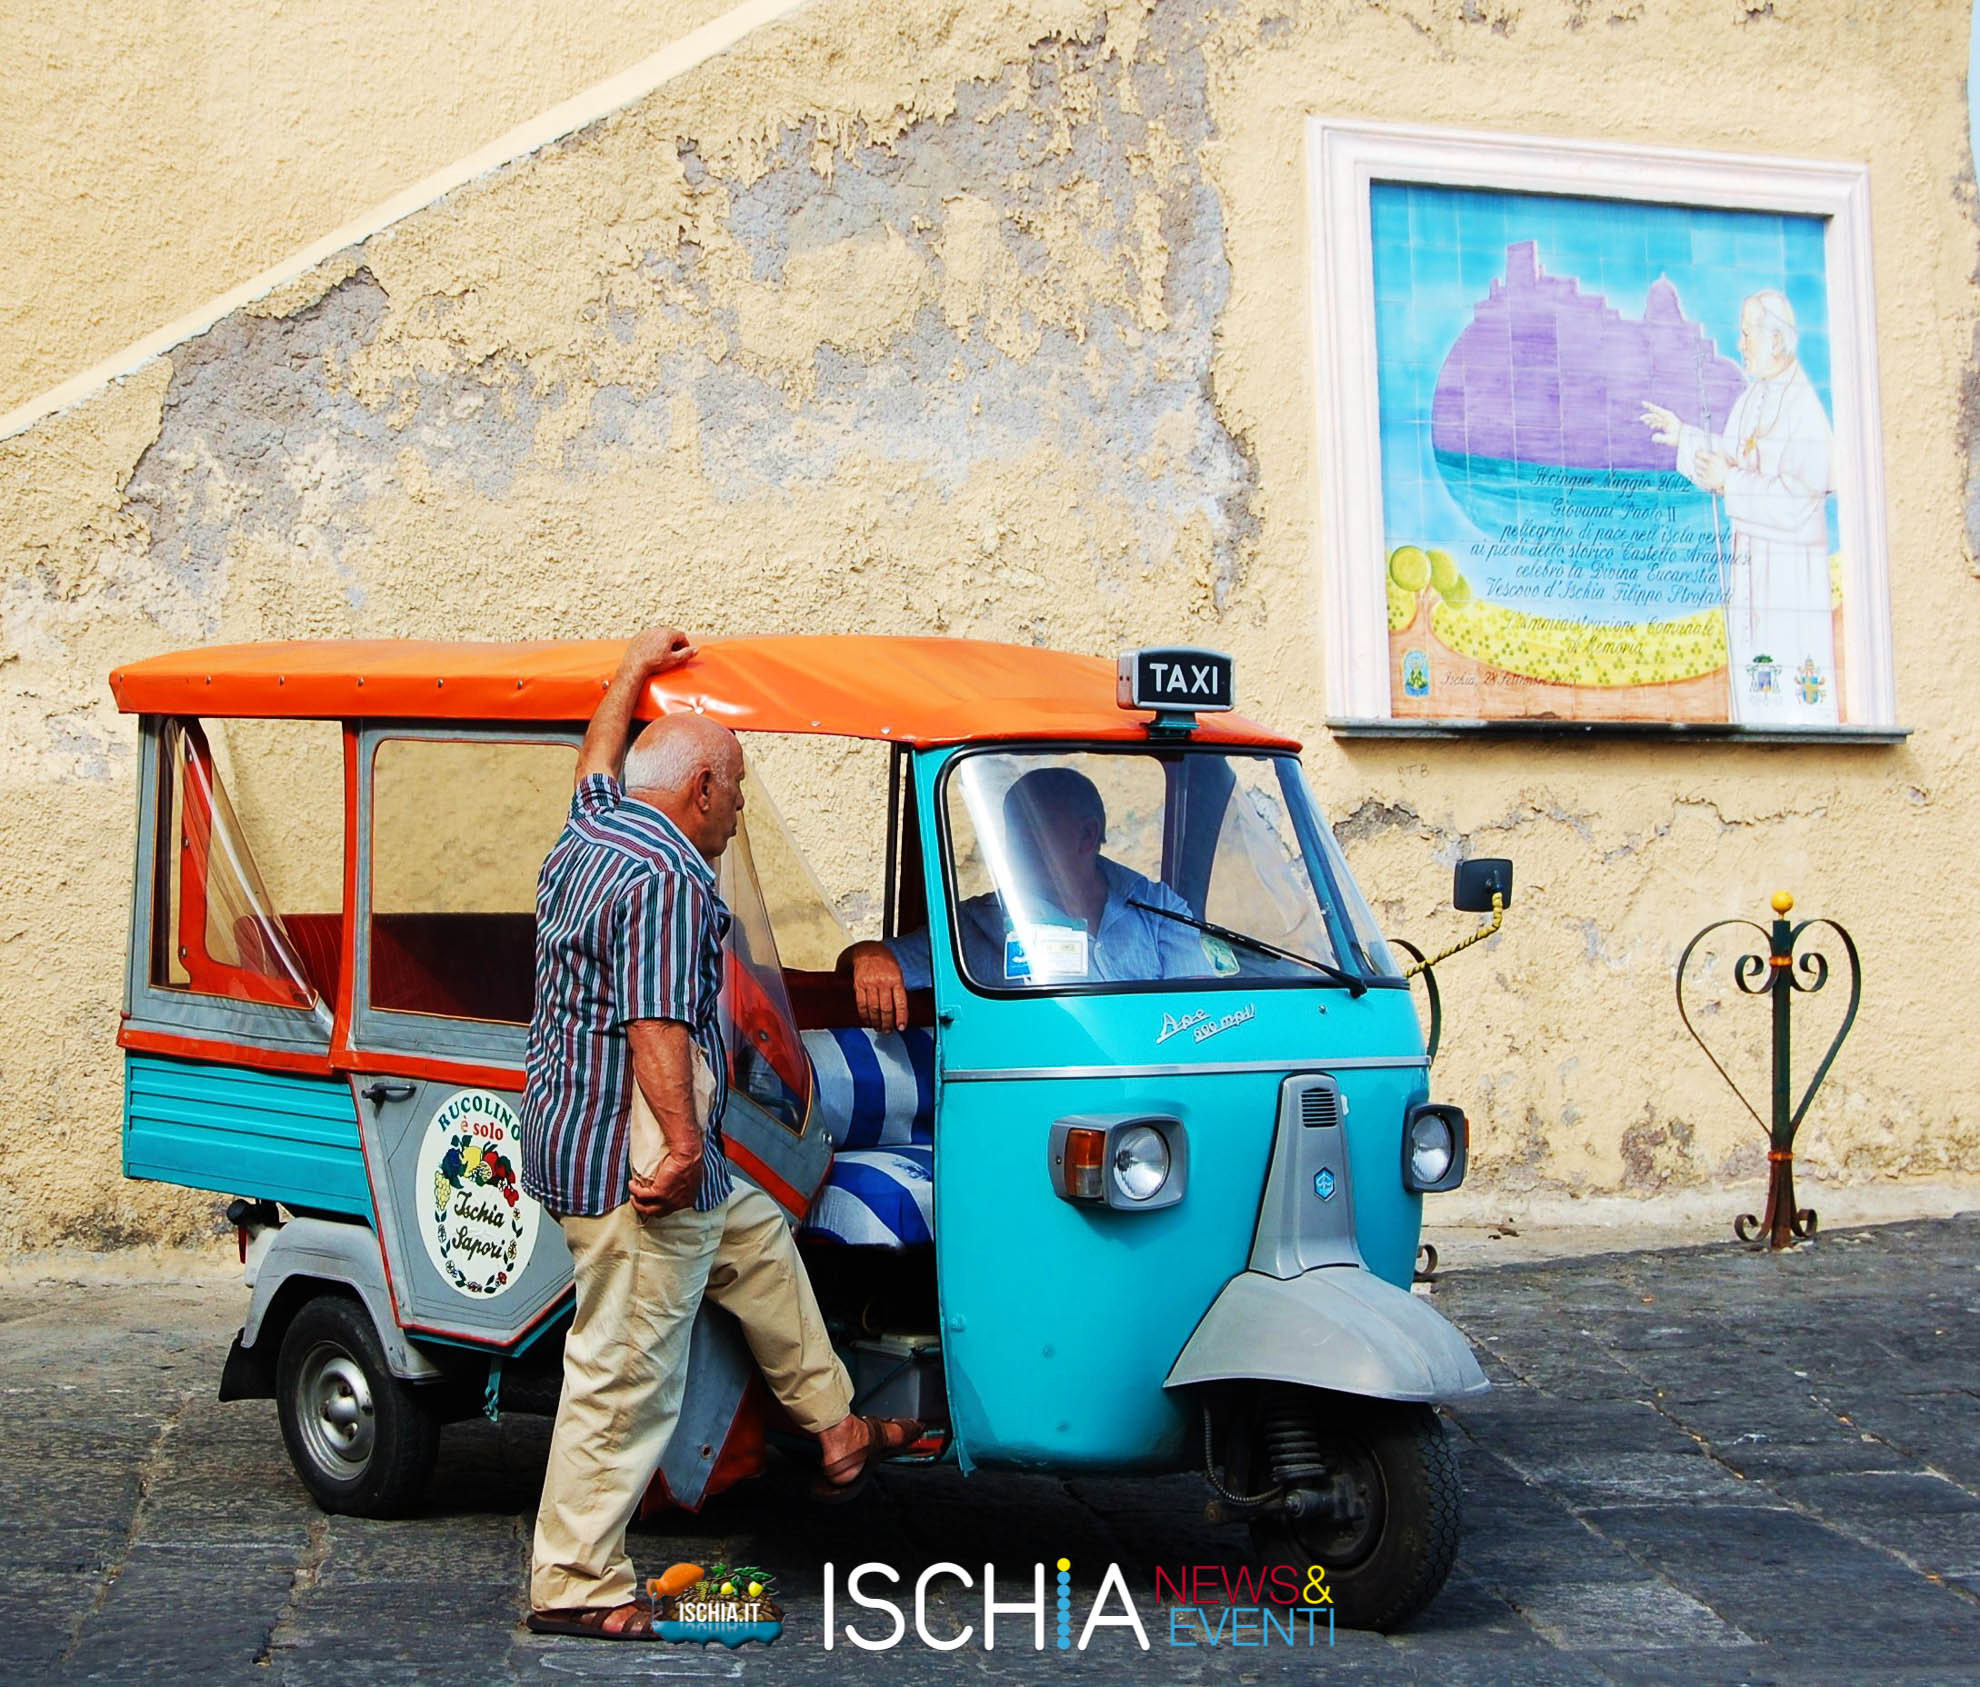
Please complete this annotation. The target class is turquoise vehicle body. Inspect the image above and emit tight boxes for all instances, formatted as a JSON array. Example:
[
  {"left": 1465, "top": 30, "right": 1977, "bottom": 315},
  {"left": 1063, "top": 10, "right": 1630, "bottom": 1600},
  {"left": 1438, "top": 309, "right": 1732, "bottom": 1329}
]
[
  {"left": 914, "top": 744, "right": 1438, "bottom": 1473},
  {"left": 124, "top": 1055, "right": 373, "bottom": 1222}
]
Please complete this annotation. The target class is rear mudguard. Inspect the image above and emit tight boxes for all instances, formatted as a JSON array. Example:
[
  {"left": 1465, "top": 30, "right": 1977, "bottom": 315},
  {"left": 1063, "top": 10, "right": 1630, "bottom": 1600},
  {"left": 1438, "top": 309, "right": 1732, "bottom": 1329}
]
[
  {"left": 1163, "top": 1265, "right": 1489, "bottom": 1404},
  {"left": 238, "top": 1216, "right": 442, "bottom": 1383}
]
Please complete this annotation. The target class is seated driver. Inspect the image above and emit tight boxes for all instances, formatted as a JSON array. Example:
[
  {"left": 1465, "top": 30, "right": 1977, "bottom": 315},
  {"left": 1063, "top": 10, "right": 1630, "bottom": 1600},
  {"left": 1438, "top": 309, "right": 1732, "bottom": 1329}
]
[{"left": 839, "top": 766, "right": 1213, "bottom": 1031}]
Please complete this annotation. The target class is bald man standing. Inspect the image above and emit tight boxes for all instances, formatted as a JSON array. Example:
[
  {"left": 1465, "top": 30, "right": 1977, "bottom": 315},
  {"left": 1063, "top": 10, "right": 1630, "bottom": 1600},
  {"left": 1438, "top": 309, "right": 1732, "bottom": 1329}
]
[{"left": 520, "top": 629, "right": 918, "bottom": 1642}]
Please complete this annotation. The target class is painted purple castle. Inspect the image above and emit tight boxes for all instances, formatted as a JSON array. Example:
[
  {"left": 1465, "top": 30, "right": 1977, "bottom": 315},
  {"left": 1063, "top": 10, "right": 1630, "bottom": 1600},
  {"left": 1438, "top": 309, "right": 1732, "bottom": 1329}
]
[{"left": 1430, "top": 242, "right": 1745, "bottom": 473}]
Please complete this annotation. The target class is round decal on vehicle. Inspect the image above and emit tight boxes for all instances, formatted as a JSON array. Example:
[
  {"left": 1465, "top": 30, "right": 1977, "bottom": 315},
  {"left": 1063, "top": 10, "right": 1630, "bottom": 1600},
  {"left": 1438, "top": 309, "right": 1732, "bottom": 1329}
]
[{"left": 418, "top": 1089, "right": 538, "bottom": 1298}]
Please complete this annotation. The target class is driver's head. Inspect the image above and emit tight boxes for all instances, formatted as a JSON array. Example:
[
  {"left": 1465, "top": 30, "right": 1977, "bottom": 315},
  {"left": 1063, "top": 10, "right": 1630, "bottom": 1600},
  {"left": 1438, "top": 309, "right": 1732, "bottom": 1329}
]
[{"left": 1002, "top": 767, "right": 1106, "bottom": 900}]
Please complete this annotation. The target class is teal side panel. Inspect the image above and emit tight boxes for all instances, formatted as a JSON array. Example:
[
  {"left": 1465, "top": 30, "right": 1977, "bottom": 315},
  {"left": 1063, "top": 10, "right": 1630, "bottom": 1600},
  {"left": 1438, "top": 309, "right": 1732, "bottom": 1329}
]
[
  {"left": 123, "top": 1053, "right": 372, "bottom": 1220},
  {"left": 935, "top": 1069, "right": 1280, "bottom": 1473},
  {"left": 911, "top": 744, "right": 1436, "bottom": 1470}
]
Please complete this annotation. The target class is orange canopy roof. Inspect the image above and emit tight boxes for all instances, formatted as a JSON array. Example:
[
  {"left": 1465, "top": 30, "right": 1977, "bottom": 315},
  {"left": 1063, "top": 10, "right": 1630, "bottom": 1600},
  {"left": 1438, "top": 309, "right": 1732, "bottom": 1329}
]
[{"left": 108, "top": 636, "right": 1299, "bottom": 750}]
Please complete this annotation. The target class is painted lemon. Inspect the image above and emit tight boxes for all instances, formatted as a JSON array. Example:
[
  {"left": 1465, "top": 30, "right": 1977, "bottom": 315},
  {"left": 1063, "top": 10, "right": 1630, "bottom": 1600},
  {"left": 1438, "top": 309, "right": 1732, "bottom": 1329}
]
[
  {"left": 720, "top": 1581, "right": 736, "bottom": 1597},
  {"left": 1427, "top": 547, "right": 1460, "bottom": 595},
  {"left": 1388, "top": 545, "right": 1431, "bottom": 593},
  {"left": 747, "top": 1581, "right": 764, "bottom": 1598}
]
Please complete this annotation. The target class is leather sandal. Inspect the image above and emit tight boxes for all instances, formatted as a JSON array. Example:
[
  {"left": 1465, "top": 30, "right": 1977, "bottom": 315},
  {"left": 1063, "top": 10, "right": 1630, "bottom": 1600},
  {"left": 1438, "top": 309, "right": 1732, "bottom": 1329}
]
[
  {"left": 524, "top": 1601, "right": 659, "bottom": 1640},
  {"left": 810, "top": 1414, "right": 925, "bottom": 1504}
]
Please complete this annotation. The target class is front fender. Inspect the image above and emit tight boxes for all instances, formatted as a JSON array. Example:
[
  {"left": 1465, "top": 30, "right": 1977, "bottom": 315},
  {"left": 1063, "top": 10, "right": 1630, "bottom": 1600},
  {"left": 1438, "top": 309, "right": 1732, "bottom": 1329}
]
[{"left": 1163, "top": 1266, "right": 1489, "bottom": 1404}]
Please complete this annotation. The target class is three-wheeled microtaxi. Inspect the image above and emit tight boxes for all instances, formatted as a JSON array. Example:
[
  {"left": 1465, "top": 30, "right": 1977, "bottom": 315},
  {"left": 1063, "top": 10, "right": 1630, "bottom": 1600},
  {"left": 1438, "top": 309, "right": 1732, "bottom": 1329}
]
[{"left": 108, "top": 635, "right": 1511, "bottom": 1631}]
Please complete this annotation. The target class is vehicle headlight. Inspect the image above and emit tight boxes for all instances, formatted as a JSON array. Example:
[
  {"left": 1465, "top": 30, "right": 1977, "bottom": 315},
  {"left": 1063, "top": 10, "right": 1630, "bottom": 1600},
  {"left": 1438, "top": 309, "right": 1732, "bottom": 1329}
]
[
  {"left": 1409, "top": 1115, "right": 1454, "bottom": 1185},
  {"left": 1111, "top": 1125, "right": 1171, "bottom": 1202},
  {"left": 1402, "top": 1103, "right": 1468, "bottom": 1193},
  {"left": 1049, "top": 1115, "right": 1187, "bottom": 1210}
]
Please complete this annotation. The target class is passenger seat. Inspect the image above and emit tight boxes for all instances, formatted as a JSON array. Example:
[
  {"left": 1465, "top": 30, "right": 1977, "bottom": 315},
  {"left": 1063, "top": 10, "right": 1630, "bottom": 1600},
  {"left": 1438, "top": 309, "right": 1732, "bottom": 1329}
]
[{"left": 799, "top": 1027, "right": 935, "bottom": 1247}]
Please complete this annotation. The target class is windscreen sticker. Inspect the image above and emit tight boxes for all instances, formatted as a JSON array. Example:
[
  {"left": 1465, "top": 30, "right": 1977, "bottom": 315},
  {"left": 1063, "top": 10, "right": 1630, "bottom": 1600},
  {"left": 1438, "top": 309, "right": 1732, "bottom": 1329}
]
[
  {"left": 1006, "top": 923, "right": 1089, "bottom": 981},
  {"left": 1200, "top": 933, "right": 1241, "bottom": 975}
]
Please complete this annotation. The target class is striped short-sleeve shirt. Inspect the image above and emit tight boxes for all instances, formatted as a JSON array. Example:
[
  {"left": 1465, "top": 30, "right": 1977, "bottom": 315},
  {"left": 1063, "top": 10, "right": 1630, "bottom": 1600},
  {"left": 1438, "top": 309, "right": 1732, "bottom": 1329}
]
[{"left": 520, "top": 773, "right": 734, "bottom": 1218}]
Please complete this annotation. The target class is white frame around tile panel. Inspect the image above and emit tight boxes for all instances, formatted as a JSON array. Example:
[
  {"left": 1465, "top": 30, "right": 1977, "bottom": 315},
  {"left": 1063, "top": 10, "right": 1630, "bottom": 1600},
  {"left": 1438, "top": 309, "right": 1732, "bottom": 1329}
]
[{"left": 1305, "top": 119, "right": 1895, "bottom": 734}]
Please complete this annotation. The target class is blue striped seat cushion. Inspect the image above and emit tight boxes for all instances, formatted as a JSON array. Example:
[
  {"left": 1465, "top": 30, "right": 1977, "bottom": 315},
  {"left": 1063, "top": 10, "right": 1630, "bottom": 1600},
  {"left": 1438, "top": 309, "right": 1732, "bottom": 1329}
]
[
  {"left": 802, "top": 1027, "right": 935, "bottom": 1149},
  {"left": 801, "top": 1145, "right": 933, "bottom": 1248}
]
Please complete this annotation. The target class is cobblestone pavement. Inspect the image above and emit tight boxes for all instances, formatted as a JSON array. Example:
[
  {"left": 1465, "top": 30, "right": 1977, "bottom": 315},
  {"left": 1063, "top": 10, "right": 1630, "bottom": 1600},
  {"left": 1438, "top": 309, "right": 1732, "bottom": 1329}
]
[{"left": 4, "top": 1215, "right": 1978, "bottom": 1684}]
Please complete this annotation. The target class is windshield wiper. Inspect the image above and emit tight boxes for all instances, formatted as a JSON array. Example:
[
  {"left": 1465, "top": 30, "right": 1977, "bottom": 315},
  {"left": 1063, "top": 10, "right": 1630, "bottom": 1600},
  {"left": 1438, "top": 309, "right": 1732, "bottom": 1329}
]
[{"left": 1127, "top": 900, "right": 1368, "bottom": 996}]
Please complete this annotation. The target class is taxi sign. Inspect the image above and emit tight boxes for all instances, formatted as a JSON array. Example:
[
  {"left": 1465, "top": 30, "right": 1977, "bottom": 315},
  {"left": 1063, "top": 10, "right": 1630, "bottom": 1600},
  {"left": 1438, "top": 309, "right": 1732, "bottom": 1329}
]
[{"left": 1116, "top": 647, "right": 1235, "bottom": 713}]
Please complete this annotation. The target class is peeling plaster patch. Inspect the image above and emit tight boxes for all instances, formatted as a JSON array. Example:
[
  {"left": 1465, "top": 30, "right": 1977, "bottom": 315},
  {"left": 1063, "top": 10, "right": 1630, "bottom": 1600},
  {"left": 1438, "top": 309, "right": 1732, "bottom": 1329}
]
[
  {"left": 726, "top": 130, "right": 919, "bottom": 283},
  {"left": 575, "top": 13, "right": 1256, "bottom": 597},
  {"left": 122, "top": 11, "right": 1261, "bottom": 619},
  {"left": 242, "top": 251, "right": 366, "bottom": 321},
  {"left": 1620, "top": 1107, "right": 1697, "bottom": 1191},
  {"left": 122, "top": 271, "right": 557, "bottom": 629},
  {"left": 1333, "top": 797, "right": 1432, "bottom": 846},
  {"left": 1964, "top": 327, "right": 1980, "bottom": 576},
  {"left": 42, "top": 714, "right": 128, "bottom": 782}
]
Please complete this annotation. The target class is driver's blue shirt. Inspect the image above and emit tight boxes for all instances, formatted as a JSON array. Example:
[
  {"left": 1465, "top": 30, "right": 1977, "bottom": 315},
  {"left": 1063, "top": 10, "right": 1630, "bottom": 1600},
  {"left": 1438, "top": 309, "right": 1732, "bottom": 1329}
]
[{"left": 886, "top": 857, "right": 1217, "bottom": 989}]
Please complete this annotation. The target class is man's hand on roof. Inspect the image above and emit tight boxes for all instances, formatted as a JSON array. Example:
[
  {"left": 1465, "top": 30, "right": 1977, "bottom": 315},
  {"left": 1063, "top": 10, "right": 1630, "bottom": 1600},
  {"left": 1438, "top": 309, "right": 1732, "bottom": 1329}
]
[
  {"left": 578, "top": 626, "right": 696, "bottom": 785},
  {"left": 621, "top": 625, "right": 696, "bottom": 678}
]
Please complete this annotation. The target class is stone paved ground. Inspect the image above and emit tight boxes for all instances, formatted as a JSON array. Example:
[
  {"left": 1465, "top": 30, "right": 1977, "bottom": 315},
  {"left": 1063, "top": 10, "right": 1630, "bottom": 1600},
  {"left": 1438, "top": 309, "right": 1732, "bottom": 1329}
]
[{"left": 3, "top": 1215, "right": 1978, "bottom": 1684}]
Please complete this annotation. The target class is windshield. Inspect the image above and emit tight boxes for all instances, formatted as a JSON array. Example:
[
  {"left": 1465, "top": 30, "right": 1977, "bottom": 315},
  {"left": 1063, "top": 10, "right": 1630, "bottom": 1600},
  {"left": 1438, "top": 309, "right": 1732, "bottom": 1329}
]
[{"left": 940, "top": 748, "right": 1400, "bottom": 993}]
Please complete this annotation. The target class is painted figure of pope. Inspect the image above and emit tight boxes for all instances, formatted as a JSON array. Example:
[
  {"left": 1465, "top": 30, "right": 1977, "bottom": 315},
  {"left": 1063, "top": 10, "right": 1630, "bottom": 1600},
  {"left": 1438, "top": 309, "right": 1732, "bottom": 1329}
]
[{"left": 1642, "top": 290, "right": 1840, "bottom": 727}]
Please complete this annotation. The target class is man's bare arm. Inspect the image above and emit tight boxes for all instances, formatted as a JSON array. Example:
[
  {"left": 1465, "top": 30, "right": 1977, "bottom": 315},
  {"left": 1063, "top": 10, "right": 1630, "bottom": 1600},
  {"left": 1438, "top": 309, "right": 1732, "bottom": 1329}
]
[
  {"left": 626, "top": 1018, "right": 703, "bottom": 1217},
  {"left": 575, "top": 626, "right": 696, "bottom": 788}
]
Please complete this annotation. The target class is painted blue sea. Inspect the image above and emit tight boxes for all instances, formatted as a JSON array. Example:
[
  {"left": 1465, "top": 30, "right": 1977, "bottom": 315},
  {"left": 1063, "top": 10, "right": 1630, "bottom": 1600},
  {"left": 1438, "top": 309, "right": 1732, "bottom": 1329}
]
[{"left": 1433, "top": 451, "right": 1728, "bottom": 621}]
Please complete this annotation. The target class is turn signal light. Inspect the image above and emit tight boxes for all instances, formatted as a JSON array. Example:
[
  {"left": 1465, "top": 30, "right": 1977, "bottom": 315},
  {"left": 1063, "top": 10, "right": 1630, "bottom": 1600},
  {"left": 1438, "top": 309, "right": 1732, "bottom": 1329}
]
[{"left": 1064, "top": 1127, "right": 1106, "bottom": 1201}]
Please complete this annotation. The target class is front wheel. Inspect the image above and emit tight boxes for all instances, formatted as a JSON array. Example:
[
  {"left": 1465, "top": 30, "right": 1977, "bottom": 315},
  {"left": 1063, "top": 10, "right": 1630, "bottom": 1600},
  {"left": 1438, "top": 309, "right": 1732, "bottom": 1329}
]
[
  {"left": 276, "top": 1295, "right": 438, "bottom": 1518},
  {"left": 1231, "top": 1386, "right": 1460, "bottom": 1633}
]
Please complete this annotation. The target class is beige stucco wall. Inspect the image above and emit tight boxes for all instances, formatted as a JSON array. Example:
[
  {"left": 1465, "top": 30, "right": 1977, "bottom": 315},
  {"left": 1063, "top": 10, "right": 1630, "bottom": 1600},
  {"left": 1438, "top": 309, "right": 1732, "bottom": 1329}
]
[
  {"left": 2, "top": 0, "right": 1976, "bottom": 1250},
  {"left": 0, "top": 0, "right": 747, "bottom": 415}
]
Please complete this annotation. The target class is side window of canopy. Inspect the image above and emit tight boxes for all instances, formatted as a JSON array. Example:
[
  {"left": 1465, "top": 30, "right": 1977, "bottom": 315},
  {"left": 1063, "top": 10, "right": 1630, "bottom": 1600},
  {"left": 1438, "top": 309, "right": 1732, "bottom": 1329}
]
[
  {"left": 365, "top": 735, "right": 576, "bottom": 1028},
  {"left": 148, "top": 718, "right": 342, "bottom": 1033}
]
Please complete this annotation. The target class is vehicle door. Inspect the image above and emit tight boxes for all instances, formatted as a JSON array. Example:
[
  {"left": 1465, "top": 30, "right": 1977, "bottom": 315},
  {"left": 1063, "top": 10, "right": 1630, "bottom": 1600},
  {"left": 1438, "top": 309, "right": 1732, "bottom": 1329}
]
[{"left": 337, "top": 725, "right": 579, "bottom": 1353}]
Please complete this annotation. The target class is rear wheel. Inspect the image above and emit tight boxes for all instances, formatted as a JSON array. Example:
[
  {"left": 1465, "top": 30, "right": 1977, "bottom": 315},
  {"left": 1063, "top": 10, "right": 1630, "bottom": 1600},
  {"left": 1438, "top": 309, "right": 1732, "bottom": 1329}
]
[
  {"left": 1231, "top": 1386, "right": 1460, "bottom": 1633},
  {"left": 276, "top": 1295, "right": 438, "bottom": 1518}
]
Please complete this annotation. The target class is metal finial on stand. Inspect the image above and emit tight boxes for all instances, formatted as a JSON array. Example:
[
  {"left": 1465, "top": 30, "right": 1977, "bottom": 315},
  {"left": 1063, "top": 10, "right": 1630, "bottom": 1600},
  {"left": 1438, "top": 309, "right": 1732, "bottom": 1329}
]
[{"left": 1675, "top": 892, "right": 1861, "bottom": 1250}]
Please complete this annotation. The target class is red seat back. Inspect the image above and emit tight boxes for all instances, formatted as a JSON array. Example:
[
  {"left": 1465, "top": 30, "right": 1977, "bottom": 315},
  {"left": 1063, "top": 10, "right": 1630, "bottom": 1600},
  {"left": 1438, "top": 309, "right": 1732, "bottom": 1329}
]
[
  {"left": 367, "top": 913, "right": 537, "bottom": 1023},
  {"left": 782, "top": 968, "right": 935, "bottom": 1031}
]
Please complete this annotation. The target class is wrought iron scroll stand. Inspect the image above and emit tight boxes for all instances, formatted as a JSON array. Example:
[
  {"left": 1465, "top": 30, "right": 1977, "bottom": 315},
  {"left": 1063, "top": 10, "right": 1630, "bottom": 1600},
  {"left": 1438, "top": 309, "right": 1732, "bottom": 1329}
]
[{"left": 1675, "top": 893, "right": 1860, "bottom": 1250}]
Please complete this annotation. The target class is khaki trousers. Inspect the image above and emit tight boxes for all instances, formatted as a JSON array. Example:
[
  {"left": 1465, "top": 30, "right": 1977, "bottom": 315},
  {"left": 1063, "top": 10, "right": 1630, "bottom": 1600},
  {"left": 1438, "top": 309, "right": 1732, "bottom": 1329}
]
[{"left": 529, "top": 1094, "right": 854, "bottom": 1610}]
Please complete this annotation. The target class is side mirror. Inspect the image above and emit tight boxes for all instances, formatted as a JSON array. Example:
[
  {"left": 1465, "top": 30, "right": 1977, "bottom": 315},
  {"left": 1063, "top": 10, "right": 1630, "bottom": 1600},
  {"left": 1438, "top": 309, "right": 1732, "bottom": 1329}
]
[{"left": 1453, "top": 857, "right": 1513, "bottom": 913}]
